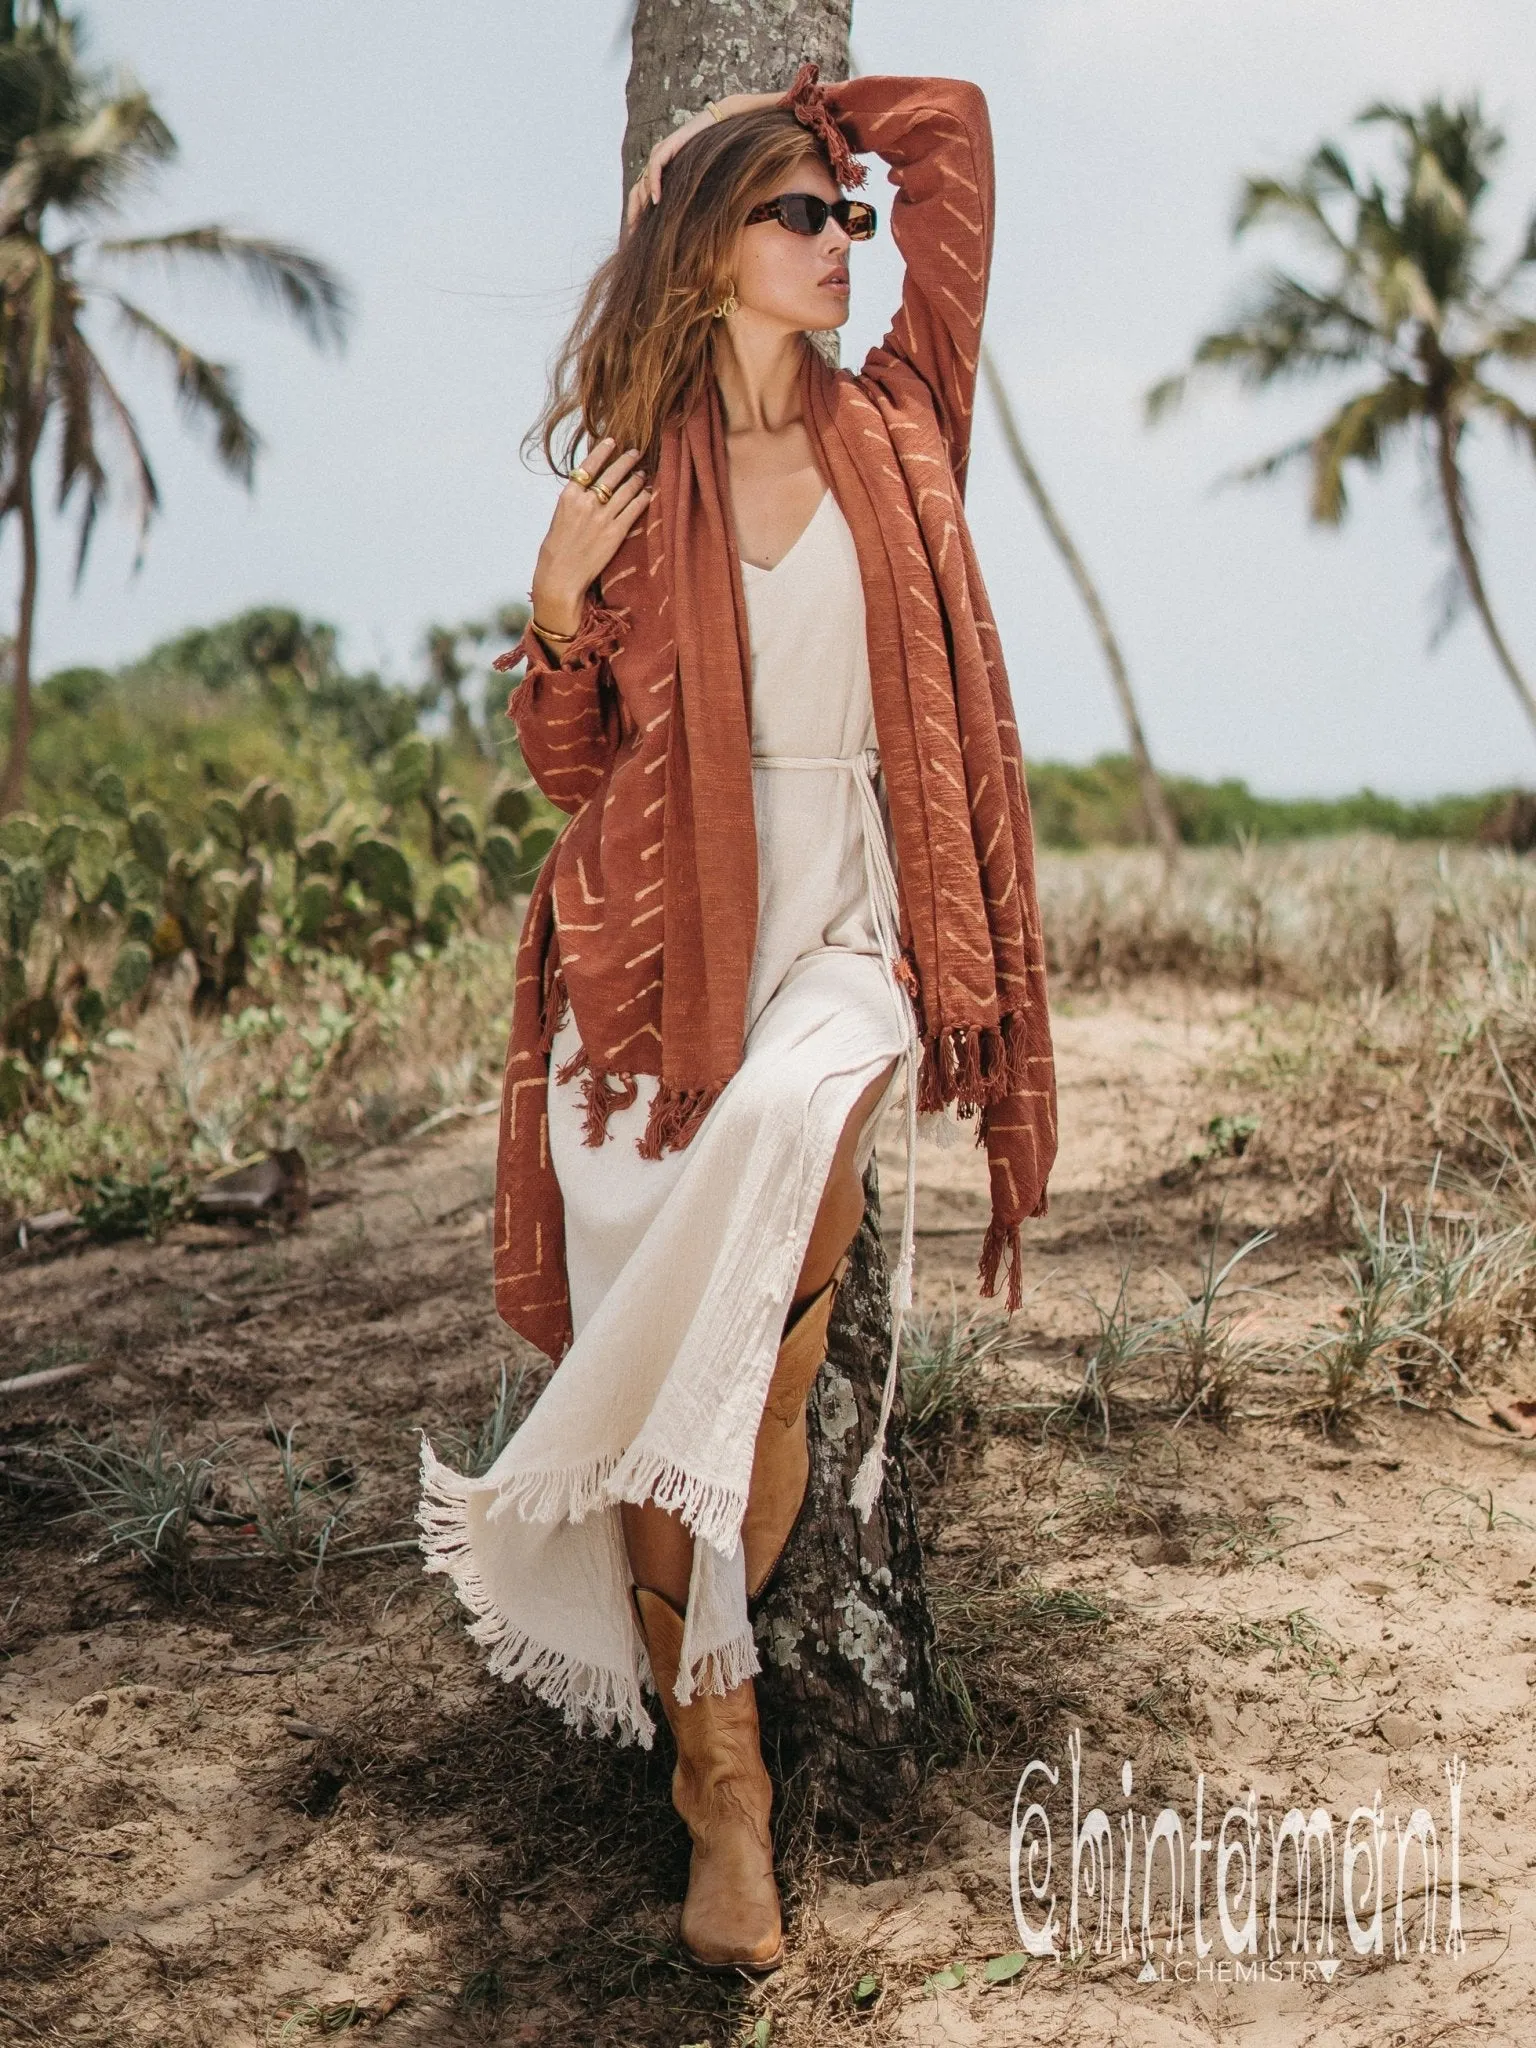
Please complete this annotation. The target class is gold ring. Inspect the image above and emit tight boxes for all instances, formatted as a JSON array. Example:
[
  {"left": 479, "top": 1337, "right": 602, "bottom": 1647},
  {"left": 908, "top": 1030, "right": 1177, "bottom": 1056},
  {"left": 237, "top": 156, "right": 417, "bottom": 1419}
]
[
  {"left": 590, "top": 482, "right": 613, "bottom": 505},
  {"left": 571, "top": 466, "right": 594, "bottom": 488}
]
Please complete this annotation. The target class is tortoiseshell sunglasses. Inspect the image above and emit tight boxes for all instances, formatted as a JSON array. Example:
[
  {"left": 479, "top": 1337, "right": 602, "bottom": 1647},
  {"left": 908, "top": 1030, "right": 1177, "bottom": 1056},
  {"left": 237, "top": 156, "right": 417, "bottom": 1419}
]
[{"left": 743, "top": 192, "right": 878, "bottom": 239}]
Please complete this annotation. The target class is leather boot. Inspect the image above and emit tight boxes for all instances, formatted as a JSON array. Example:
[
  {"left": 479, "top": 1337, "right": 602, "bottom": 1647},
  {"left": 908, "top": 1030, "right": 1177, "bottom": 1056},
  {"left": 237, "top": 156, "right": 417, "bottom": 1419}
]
[
  {"left": 631, "top": 1582, "right": 784, "bottom": 1972},
  {"left": 740, "top": 1250, "right": 851, "bottom": 1604}
]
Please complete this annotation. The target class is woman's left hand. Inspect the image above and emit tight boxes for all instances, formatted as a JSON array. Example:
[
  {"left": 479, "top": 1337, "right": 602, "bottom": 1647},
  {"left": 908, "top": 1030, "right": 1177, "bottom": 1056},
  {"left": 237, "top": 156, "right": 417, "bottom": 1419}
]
[{"left": 624, "top": 90, "right": 785, "bottom": 231}]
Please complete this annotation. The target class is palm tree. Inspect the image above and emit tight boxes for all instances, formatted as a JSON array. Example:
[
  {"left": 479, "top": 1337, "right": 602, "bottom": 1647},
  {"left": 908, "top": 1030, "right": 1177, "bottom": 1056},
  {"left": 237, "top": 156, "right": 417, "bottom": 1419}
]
[
  {"left": 981, "top": 343, "right": 1181, "bottom": 864},
  {"left": 1147, "top": 95, "right": 1536, "bottom": 744},
  {"left": 0, "top": 4, "right": 350, "bottom": 813}
]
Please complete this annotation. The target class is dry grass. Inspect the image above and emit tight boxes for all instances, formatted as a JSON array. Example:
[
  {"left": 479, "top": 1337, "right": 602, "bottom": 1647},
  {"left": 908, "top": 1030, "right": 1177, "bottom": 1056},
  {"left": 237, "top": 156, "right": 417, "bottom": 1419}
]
[{"left": 1038, "top": 834, "right": 1536, "bottom": 998}]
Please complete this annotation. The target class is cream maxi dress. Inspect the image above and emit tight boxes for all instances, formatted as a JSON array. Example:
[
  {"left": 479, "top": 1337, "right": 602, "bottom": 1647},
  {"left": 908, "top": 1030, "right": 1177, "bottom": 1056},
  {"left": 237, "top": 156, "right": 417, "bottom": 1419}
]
[{"left": 420, "top": 483, "right": 959, "bottom": 1749}]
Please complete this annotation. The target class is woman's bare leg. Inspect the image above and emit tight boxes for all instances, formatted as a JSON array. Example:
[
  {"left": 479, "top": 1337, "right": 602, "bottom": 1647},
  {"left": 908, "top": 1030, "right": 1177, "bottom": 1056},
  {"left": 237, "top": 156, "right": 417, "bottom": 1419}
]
[
  {"left": 791, "top": 1056, "right": 899, "bottom": 1308},
  {"left": 620, "top": 1495, "right": 693, "bottom": 1607},
  {"left": 622, "top": 1056, "right": 898, "bottom": 1600}
]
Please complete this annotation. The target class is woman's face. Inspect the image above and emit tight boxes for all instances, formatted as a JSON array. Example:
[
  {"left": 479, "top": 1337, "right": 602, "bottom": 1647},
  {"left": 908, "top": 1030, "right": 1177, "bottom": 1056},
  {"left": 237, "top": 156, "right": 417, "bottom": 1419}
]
[{"left": 729, "top": 157, "right": 851, "bottom": 333}]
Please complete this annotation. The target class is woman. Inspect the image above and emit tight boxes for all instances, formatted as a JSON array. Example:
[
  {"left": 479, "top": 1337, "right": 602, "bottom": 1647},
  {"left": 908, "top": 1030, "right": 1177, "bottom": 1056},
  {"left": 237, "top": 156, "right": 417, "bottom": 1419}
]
[{"left": 420, "top": 61, "right": 1057, "bottom": 1974}]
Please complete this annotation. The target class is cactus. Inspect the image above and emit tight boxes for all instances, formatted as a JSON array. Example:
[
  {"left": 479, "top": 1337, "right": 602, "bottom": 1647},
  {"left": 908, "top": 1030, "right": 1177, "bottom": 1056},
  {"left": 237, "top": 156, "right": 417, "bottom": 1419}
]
[
  {"left": 43, "top": 819, "right": 82, "bottom": 875},
  {"left": 293, "top": 873, "right": 335, "bottom": 940},
  {"left": 479, "top": 827, "right": 523, "bottom": 903},
  {"left": 488, "top": 781, "right": 534, "bottom": 835},
  {"left": 74, "top": 984, "right": 108, "bottom": 1035},
  {"left": 5, "top": 856, "right": 47, "bottom": 954},
  {"left": 71, "top": 826, "right": 117, "bottom": 906},
  {"left": 377, "top": 735, "right": 433, "bottom": 810},
  {"left": 0, "top": 724, "right": 565, "bottom": 1128},
  {"left": 128, "top": 803, "right": 170, "bottom": 876},
  {"left": 296, "top": 828, "right": 340, "bottom": 877},
  {"left": 90, "top": 766, "right": 128, "bottom": 818},
  {"left": 263, "top": 784, "right": 296, "bottom": 853},
  {"left": 0, "top": 813, "right": 44, "bottom": 859},
  {"left": 515, "top": 824, "right": 559, "bottom": 886},
  {"left": 204, "top": 794, "right": 246, "bottom": 852},
  {"left": 440, "top": 804, "right": 479, "bottom": 853},
  {"left": 107, "top": 941, "right": 153, "bottom": 1007},
  {"left": 346, "top": 833, "right": 415, "bottom": 921}
]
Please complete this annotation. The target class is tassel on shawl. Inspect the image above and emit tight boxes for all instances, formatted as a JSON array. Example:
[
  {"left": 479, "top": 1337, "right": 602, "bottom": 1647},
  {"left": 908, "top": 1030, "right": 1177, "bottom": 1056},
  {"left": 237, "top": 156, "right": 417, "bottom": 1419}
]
[
  {"left": 554, "top": 1040, "right": 589, "bottom": 1086},
  {"left": 977, "top": 1213, "right": 1024, "bottom": 1312},
  {"left": 548, "top": 1022, "right": 723, "bottom": 1160},
  {"left": 915, "top": 1005, "right": 1038, "bottom": 1118},
  {"left": 781, "top": 61, "right": 870, "bottom": 193},
  {"left": 636, "top": 1077, "right": 721, "bottom": 1160},
  {"left": 579, "top": 1066, "right": 639, "bottom": 1146}
]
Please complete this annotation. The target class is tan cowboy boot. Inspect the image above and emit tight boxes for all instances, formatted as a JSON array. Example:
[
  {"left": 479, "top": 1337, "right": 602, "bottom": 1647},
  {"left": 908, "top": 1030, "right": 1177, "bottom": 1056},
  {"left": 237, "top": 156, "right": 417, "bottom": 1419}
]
[
  {"left": 740, "top": 1250, "right": 851, "bottom": 1604},
  {"left": 631, "top": 1582, "right": 784, "bottom": 1972}
]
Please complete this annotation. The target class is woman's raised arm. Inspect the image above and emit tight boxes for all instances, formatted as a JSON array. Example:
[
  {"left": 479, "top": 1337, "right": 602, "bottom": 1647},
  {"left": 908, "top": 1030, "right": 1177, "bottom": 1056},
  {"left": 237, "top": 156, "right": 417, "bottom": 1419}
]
[{"left": 804, "top": 71, "right": 996, "bottom": 496}]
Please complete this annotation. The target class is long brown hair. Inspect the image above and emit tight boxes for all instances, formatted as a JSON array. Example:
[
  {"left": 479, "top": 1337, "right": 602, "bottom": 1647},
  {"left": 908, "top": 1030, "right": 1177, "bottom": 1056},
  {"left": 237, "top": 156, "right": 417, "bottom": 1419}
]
[{"left": 523, "top": 108, "right": 833, "bottom": 481}]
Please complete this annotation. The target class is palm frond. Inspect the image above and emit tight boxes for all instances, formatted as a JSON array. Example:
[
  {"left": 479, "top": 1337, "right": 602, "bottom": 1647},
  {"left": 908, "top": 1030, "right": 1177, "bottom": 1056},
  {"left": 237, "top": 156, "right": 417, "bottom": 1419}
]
[
  {"left": 1481, "top": 315, "right": 1536, "bottom": 363},
  {"left": 1185, "top": 272, "right": 1385, "bottom": 389},
  {"left": 0, "top": 90, "right": 174, "bottom": 230},
  {"left": 95, "top": 225, "right": 350, "bottom": 351},
  {"left": 1307, "top": 376, "right": 1426, "bottom": 523},
  {"left": 112, "top": 293, "right": 258, "bottom": 486},
  {"left": 1221, "top": 432, "right": 1317, "bottom": 489},
  {"left": 53, "top": 317, "right": 160, "bottom": 581},
  {"left": 1143, "top": 371, "right": 1188, "bottom": 424},
  {"left": 1464, "top": 377, "right": 1536, "bottom": 463},
  {"left": 1427, "top": 556, "right": 1470, "bottom": 651},
  {"left": 74, "top": 329, "right": 157, "bottom": 544},
  {"left": 1235, "top": 165, "right": 1352, "bottom": 259},
  {"left": 54, "top": 290, "right": 101, "bottom": 530}
]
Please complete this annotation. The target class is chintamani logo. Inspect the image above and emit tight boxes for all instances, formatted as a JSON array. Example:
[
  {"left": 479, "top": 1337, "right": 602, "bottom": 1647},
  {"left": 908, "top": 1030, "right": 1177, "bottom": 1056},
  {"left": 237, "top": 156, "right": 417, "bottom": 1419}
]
[{"left": 1010, "top": 1730, "right": 1467, "bottom": 1980}]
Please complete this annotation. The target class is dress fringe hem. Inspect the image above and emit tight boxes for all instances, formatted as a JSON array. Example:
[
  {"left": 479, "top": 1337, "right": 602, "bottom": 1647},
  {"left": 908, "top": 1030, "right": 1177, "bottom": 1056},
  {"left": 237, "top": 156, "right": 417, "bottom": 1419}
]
[
  {"left": 417, "top": 1436, "right": 761, "bottom": 1736},
  {"left": 604, "top": 1441, "right": 749, "bottom": 1557},
  {"left": 416, "top": 1438, "right": 658, "bottom": 1748}
]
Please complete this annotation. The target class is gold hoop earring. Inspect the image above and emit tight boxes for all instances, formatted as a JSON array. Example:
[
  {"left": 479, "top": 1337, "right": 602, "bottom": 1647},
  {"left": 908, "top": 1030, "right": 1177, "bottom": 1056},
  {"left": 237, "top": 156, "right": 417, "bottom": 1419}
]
[{"left": 711, "top": 279, "right": 738, "bottom": 320}]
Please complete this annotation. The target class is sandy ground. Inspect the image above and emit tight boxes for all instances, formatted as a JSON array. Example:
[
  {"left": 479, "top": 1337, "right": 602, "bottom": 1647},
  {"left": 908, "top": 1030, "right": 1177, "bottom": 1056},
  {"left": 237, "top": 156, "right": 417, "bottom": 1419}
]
[{"left": 2, "top": 981, "right": 1534, "bottom": 2046}]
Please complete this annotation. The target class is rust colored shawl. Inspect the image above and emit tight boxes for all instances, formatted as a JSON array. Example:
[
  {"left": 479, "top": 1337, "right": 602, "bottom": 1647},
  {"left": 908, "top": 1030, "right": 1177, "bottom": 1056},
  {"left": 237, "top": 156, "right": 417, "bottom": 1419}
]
[{"left": 490, "top": 65, "right": 1057, "bottom": 1364}]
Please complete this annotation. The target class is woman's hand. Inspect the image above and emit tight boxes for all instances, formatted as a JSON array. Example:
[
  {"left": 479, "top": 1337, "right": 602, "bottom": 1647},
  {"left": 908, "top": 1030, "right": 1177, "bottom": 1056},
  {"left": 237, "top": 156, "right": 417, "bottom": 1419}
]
[
  {"left": 624, "top": 89, "right": 787, "bottom": 232},
  {"left": 529, "top": 436, "right": 651, "bottom": 640}
]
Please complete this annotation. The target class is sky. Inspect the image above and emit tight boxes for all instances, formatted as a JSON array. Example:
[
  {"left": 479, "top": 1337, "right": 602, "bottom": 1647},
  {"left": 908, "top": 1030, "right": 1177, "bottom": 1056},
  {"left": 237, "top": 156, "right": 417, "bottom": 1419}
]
[{"left": 14, "top": 0, "right": 1536, "bottom": 798}]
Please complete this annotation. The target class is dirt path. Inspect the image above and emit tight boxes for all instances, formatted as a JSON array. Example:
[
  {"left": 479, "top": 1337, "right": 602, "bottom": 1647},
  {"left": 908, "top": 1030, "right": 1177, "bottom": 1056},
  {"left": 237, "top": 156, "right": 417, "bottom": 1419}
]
[{"left": 2, "top": 986, "right": 1533, "bottom": 2046}]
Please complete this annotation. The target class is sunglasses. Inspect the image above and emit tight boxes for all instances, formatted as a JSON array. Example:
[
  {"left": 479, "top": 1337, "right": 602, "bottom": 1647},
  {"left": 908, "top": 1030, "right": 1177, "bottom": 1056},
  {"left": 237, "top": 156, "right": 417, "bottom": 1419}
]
[{"left": 743, "top": 192, "right": 878, "bottom": 240}]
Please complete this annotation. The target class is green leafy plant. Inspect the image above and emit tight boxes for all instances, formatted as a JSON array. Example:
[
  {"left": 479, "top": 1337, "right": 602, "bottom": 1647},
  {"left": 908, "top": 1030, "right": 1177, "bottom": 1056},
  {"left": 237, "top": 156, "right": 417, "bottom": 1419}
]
[
  {"left": 52, "top": 1415, "right": 238, "bottom": 1575},
  {"left": 72, "top": 1163, "right": 193, "bottom": 1241},
  {"left": 1159, "top": 1208, "right": 1276, "bottom": 1424},
  {"left": 900, "top": 1292, "right": 1017, "bottom": 1439},
  {"left": 228, "top": 1411, "right": 356, "bottom": 1580}
]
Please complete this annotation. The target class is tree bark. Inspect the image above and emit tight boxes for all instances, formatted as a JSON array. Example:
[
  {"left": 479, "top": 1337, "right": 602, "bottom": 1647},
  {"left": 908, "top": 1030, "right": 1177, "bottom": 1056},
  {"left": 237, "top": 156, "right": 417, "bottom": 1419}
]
[
  {"left": 622, "top": 0, "right": 852, "bottom": 198},
  {"left": 753, "top": 1156, "right": 942, "bottom": 1827},
  {"left": 625, "top": 0, "right": 943, "bottom": 1821},
  {"left": 980, "top": 343, "right": 1182, "bottom": 867},
  {"left": 1434, "top": 412, "right": 1536, "bottom": 747},
  {"left": 0, "top": 414, "right": 41, "bottom": 819},
  {"left": 623, "top": 0, "right": 852, "bottom": 371}
]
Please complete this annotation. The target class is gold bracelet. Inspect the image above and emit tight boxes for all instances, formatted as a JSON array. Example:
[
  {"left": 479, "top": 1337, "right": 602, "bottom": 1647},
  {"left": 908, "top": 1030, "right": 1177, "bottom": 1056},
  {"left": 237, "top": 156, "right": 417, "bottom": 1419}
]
[{"left": 531, "top": 614, "right": 577, "bottom": 643}]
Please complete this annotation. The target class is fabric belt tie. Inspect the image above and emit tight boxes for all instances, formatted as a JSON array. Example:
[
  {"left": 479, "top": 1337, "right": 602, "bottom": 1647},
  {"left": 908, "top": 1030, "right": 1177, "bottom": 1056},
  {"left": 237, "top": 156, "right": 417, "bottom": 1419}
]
[{"left": 750, "top": 743, "right": 916, "bottom": 1522}]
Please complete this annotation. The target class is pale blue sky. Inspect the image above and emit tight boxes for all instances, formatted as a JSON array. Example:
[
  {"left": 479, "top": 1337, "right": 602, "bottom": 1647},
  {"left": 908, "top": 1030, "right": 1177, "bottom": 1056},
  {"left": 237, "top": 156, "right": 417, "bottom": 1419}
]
[{"left": 16, "top": 1, "right": 1536, "bottom": 796}]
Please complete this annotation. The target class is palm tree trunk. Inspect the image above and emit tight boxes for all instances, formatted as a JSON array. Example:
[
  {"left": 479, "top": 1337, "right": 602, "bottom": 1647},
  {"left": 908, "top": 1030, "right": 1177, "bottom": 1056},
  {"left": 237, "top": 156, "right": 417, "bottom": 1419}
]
[
  {"left": 623, "top": 0, "right": 941, "bottom": 1824},
  {"left": 980, "top": 344, "right": 1182, "bottom": 866},
  {"left": 1434, "top": 412, "right": 1536, "bottom": 746},
  {"left": 0, "top": 424, "right": 41, "bottom": 819}
]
